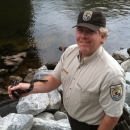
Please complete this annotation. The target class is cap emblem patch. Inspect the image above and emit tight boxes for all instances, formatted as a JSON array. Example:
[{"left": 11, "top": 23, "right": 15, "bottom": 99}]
[
  {"left": 83, "top": 11, "right": 93, "bottom": 21},
  {"left": 110, "top": 84, "right": 122, "bottom": 101}
]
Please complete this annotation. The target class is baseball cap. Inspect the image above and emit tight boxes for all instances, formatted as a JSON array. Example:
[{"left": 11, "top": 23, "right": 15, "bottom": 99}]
[{"left": 73, "top": 9, "right": 106, "bottom": 30}]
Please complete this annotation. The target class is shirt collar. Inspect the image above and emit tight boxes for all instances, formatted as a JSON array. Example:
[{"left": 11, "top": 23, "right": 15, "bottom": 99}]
[{"left": 77, "top": 46, "right": 103, "bottom": 65}]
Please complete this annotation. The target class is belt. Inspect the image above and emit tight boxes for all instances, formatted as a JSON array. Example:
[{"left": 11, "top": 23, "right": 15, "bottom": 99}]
[{"left": 67, "top": 114, "right": 99, "bottom": 130}]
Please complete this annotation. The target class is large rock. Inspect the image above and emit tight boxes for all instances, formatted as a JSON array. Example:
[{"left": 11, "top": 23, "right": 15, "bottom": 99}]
[
  {"left": 47, "top": 90, "right": 61, "bottom": 110},
  {"left": 1, "top": 52, "right": 27, "bottom": 67},
  {"left": 32, "top": 118, "right": 71, "bottom": 130},
  {"left": 0, "top": 69, "right": 8, "bottom": 75},
  {"left": 33, "top": 112, "right": 70, "bottom": 129},
  {"left": 16, "top": 93, "right": 49, "bottom": 116},
  {"left": 16, "top": 65, "right": 62, "bottom": 115},
  {"left": 0, "top": 113, "right": 33, "bottom": 130},
  {"left": 0, "top": 88, "right": 7, "bottom": 94},
  {"left": 33, "top": 65, "right": 52, "bottom": 79},
  {"left": 16, "top": 89, "right": 62, "bottom": 116}
]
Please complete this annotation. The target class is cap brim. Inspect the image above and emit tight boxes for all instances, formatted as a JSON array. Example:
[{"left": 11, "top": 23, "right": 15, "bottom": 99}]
[{"left": 72, "top": 23, "right": 101, "bottom": 30}]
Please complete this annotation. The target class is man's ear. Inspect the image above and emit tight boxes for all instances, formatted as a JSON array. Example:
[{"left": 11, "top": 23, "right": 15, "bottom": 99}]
[{"left": 101, "top": 34, "right": 107, "bottom": 44}]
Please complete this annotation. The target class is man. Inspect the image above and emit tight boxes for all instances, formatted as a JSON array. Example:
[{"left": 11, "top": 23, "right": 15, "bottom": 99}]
[{"left": 8, "top": 9, "right": 126, "bottom": 130}]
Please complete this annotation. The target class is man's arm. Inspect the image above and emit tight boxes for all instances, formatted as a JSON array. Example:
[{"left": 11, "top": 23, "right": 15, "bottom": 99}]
[
  {"left": 98, "top": 114, "right": 120, "bottom": 130},
  {"left": 32, "top": 74, "right": 61, "bottom": 93},
  {"left": 8, "top": 74, "right": 61, "bottom": 98}
]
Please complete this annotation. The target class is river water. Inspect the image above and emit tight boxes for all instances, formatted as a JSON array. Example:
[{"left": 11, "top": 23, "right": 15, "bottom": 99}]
[{"left": 0, "top": 0, "right": 130, "bottom": 99}]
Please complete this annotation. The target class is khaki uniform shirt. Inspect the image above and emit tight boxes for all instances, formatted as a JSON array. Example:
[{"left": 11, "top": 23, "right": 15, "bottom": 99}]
[{"left": 52, "top": 44, "right": 126, "bottom": 125}]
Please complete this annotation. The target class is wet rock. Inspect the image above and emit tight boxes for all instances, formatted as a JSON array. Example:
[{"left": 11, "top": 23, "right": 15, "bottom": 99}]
[
  {"left": 4, "top": 57, "right": 23, "bottom": 66},
  {"left": 0, "top": 113, "right": 33, "bottom": 130},
  {"left": 9, "top": 76, "right": 23, "bottom": 82},
  {"left": 112, "top": 53, "right": 128, "bottom": 61},
  {"left": 113, "top": 49, "right": 129, "bottom": 60},
  {"left": 0, "top": 78, "right": 4, "bottom": 84},
  {"left": 1, "top": 52, "right": 27, "bottom": 67},
  {"left": 0, "top": 88, "right": 7, "bottom": 94},
  {"left": 16, "top": 93, "right": 49, "bottom": 116},
  {"left": 24, "top": 69, "right": 36, "bottom": 82},
  {"left": 0, "top": 69, "right": 8, "bottom": 75}
]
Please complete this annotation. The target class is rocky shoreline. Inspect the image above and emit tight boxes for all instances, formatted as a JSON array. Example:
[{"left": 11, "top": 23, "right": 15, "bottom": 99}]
[{"left": 0, "top": 47, "right": 130, "bottom": 129}]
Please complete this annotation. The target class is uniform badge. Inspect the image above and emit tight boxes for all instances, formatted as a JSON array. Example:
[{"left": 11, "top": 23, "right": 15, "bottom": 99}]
[
  {"left": 83, "top": 11, "right": 93, "bottom": 21},
  {"left": 110, "top": 84, "right": 123, "bottom": 101}
]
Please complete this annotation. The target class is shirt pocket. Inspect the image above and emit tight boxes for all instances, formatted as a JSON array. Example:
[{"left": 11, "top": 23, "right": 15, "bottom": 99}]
[
  {"left": 76, "top": 82, "right": 99, "bottom": 105},
  {"left": 74, "top": 84, "right": 90, "bottom": 104}
]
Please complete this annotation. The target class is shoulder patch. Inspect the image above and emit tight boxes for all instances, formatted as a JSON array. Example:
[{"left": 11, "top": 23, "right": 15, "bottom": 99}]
[{"left": 110, "top": 84, "right": 123, "bottom": 101}]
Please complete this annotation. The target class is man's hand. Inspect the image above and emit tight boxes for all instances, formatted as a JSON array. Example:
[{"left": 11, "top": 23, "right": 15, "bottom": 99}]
[
  {"left": 8, "top": 74, "right": 61, "bottom": 99},
  {"left": 8, "top": 82, "right": 30, "bottom": 99}
]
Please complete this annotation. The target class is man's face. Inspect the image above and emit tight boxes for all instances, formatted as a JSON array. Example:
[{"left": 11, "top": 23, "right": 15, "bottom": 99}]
[{"left": 76, "top": 26, "right": 105, "bottom": 58}]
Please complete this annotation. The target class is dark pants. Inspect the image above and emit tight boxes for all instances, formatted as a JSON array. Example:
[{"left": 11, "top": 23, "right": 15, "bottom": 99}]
[{"left": 68, "top": 114, "right": 99, "bottom": 130}]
